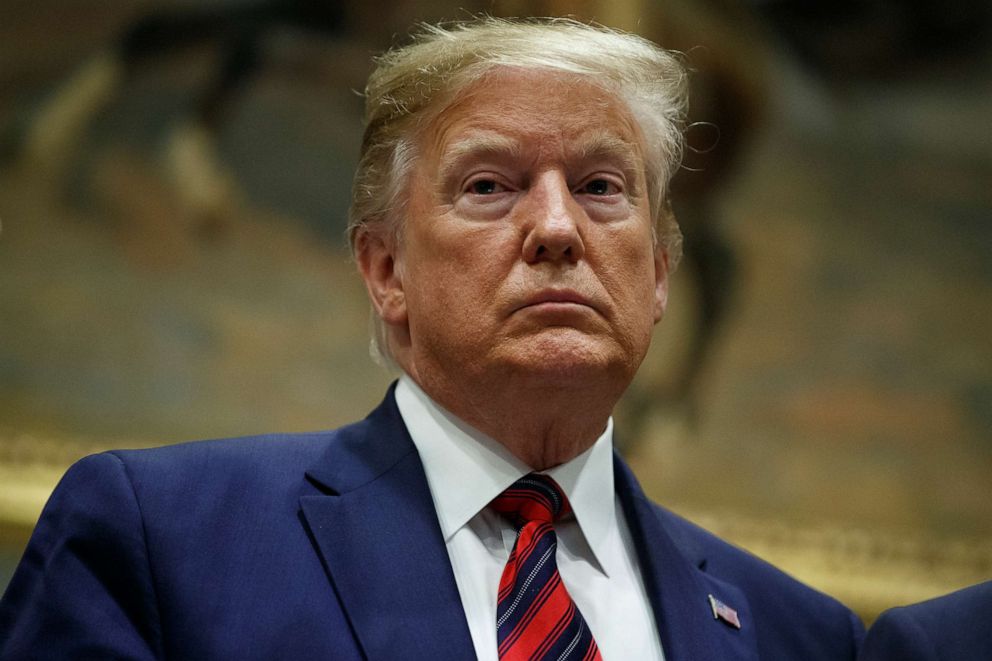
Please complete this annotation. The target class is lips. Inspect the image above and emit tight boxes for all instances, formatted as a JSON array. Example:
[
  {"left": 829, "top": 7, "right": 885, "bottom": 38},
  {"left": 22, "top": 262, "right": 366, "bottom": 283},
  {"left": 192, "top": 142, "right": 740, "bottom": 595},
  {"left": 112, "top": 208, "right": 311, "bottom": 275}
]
[{"left": 514, "top": 288, "right": 600, "bottom": 314}]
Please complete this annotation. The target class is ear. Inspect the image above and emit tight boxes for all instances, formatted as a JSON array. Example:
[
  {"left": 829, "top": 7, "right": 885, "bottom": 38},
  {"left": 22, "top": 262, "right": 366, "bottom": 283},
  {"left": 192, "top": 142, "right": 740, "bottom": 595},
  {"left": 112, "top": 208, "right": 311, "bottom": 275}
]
[
  {"left": 653, "top": 244, "right": 670, "bottom": 323},
  {"left": 355, "top": 228, "right": 407, "bottom": 326}
]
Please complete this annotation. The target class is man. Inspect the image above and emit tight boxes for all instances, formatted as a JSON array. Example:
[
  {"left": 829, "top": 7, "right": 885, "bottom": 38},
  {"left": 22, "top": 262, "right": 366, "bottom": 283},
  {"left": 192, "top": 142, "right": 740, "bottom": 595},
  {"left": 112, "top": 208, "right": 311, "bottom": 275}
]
[
  {"left": 858, "top": 582, "right": 992, "bottom": 660},
  {"left": 0, "top": 18, "right": 864, "bottom": 660}
]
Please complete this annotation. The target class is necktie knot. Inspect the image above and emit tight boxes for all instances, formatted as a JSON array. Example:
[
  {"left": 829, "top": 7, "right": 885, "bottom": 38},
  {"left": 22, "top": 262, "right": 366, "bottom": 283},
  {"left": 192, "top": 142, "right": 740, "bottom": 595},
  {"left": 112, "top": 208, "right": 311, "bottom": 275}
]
[{"left": 490, "top": 473, "right": 571, "bottom": 528}]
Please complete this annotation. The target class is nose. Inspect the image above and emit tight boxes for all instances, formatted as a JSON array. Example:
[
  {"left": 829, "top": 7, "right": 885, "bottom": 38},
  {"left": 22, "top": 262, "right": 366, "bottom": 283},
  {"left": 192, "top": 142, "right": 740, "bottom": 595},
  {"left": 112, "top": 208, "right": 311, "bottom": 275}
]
[{"left": 521, "top": 171, "right": 586, "bottom": 264}]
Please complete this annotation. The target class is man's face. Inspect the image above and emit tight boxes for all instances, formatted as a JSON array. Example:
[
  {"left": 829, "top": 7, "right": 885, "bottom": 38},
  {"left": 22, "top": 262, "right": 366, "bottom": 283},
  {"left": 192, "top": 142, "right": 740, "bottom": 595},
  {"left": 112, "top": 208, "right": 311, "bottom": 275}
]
[{"left": 368, "top": 69, "right": 668, "bottom": 397}]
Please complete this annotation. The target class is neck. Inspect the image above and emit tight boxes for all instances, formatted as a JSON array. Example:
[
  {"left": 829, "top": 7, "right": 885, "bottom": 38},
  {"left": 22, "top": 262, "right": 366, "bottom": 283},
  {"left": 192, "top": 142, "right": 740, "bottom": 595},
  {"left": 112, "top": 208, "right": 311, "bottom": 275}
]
[{"left": 406, "top": 370, "right": 621, "bottom": 470}]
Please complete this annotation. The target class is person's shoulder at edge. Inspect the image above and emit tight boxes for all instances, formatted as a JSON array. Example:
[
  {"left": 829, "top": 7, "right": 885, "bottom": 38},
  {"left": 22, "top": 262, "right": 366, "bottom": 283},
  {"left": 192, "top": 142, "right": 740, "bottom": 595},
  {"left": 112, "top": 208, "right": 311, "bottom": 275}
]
[{"left": 857, "top": 581, "right": 992, "bottom": 661}]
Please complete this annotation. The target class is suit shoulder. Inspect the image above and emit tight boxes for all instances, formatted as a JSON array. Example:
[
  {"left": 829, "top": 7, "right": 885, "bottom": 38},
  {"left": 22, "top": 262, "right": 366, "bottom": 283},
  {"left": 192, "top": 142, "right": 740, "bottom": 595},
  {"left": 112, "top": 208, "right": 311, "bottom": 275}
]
[
  {"left": 105, "top": 429, "right": 338, "bottom": 482},
  {"left": 647, "top": 501, "right": 865, "bottom": 653},
  {"left": 859, "top": 603, "right": 935, "bottom": 661},
  {"left": 890, "top": 580, "right": 992, "bottom": 627},
  {"left": 861, "top": 581, "right": 992, "bottom": 660},
  {"left": 102, "top": 388, "right": 402, "bottom": 486}
]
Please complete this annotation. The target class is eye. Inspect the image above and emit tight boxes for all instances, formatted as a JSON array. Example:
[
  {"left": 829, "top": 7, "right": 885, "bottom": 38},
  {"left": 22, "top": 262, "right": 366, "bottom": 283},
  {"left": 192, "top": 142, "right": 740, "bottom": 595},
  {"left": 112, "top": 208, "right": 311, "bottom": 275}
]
[
  {"left": 578, "top": 178, "right": 621, "bottom": 196},
  {"left": 455, "top": 174, "right": 516, "bottom": 218},
  {"left": 467, "top": 178, "right": 506, "bottom": 195}
]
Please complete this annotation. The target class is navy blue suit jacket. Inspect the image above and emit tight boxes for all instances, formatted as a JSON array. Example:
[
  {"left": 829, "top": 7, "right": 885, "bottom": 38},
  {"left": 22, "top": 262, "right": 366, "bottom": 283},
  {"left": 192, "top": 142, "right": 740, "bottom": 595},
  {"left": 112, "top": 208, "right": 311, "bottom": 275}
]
[
  {"left": 858, "top": 581, "right": 992, "bottom": 661},
  {"left": 1, "top": 387, "right": 863, "bottom": 659}
]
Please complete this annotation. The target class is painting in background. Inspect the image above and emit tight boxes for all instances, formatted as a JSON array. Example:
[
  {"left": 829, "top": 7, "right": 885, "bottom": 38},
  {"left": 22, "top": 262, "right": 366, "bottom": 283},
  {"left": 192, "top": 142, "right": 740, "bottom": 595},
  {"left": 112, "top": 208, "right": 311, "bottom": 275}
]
[{"left": 1, "top": 0, "right": 989, "bottom": 617}]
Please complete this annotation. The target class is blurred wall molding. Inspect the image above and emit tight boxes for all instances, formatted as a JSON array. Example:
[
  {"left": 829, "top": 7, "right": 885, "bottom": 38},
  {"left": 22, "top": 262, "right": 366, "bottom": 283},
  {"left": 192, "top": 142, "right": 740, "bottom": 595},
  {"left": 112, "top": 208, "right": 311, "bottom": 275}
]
[
  {"left": 683, "top": 509, "right": 992, "bottom": 622},
  {"left": 1, "top": 431, "right": 989, "bottom": 621}
]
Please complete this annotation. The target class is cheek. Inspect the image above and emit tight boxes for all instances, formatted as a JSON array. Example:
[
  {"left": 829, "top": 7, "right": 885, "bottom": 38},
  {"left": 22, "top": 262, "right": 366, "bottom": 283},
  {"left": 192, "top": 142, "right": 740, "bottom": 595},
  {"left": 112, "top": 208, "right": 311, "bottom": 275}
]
[
  {"left": 597, "top": 233, "right": 660, "bottom": 338},
  {"left": 405, "top": 228, "right": 511, "bottom": 318},
  {"left": 598, "top": 229, "right": 657, "bottom": 290}
]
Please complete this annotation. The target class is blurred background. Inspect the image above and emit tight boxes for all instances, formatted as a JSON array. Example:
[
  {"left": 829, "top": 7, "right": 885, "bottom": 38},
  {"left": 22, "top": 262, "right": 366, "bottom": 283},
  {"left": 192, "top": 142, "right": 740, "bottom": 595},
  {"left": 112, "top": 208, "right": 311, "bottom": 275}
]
[{"left": 1, "top": 0, "right": 989, "bottom": 621}]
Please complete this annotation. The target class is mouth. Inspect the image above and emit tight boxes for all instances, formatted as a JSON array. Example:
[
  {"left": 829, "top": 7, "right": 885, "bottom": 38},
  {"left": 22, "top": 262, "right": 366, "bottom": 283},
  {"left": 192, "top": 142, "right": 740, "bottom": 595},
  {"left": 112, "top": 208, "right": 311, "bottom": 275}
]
[{"left": 514, "top": 289, "right": 599, "bottom": 314}]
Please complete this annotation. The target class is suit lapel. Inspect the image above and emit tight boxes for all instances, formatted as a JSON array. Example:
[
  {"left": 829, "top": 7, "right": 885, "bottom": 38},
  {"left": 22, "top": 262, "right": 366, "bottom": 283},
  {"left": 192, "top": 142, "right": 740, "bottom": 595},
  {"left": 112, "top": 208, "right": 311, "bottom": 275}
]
[
  {"left": 297, "top": 387, "right": 760, "bottom": 659},
  {"left": 299, "top": 387, "right": 475, "bottom": 659},
  {"left": 614, "top": 455, "right": 759, "bottom": 661}
]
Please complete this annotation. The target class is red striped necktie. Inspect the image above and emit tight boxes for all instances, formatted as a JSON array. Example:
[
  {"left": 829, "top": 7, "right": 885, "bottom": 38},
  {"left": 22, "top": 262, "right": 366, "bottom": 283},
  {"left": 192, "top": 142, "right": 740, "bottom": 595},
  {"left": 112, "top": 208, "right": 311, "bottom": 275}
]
[{"left": 490, "top": 474, "right": 603, "bottom": 661}]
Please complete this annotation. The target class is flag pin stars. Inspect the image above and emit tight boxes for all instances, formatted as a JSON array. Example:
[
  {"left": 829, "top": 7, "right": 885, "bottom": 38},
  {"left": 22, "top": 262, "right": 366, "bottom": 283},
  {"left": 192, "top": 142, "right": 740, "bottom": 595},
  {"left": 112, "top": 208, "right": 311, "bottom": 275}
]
[{"left": 708, "top": 594, "right": 742, "bottom": 629}]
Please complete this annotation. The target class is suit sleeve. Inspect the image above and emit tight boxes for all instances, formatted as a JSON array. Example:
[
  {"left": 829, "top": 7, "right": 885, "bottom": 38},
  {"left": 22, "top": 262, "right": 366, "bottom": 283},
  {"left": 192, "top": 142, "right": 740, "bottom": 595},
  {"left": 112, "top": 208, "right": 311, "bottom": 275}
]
[
  {"left": 0, "top": 453, "right": 163, "bottom": 660},
  {"left": 858, "top": 607, "right": 935, "bottom": 661}
]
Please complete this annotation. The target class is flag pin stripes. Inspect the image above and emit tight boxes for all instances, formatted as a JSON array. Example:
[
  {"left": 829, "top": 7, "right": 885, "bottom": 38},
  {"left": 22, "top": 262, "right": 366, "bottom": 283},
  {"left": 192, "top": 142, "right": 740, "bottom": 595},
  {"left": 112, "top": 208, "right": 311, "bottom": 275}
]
[{"left": 708, "top": 594, "right": 742, "bottom": 630}]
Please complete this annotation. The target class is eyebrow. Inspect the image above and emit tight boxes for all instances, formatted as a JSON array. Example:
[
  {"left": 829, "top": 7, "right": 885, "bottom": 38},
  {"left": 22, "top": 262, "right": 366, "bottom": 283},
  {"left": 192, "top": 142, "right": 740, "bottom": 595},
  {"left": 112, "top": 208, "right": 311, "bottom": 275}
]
[
  {"left": 437, "top": 133, "right": 524, "bottom": 182},
  {"left": 436, "top": 131, "right": 644, "bottom": 193},
  {"left": 571, "top": 134, "right": 642, "bottom": 176}
]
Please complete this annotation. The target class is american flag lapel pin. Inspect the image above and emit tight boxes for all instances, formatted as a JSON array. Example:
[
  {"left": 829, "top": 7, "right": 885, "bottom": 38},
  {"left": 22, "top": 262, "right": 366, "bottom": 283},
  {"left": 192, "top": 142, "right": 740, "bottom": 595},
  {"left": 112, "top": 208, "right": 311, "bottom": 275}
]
[{"left": 708, "top": 594, "right": 742, "bottom": 630}]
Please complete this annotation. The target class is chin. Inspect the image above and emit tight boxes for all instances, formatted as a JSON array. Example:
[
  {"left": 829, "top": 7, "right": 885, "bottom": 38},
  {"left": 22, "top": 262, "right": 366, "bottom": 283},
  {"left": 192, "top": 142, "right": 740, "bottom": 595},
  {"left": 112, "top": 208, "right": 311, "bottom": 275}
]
[{"left": 499, "top": 332, "right": 637, "bottom": 384}]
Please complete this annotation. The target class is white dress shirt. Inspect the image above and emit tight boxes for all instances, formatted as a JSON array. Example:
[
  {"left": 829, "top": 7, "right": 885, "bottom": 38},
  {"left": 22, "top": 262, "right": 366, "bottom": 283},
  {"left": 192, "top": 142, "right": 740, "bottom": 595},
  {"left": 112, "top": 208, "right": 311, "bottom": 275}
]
[{"left": 395, "top": 376, "right": 665, "bottom": 660}]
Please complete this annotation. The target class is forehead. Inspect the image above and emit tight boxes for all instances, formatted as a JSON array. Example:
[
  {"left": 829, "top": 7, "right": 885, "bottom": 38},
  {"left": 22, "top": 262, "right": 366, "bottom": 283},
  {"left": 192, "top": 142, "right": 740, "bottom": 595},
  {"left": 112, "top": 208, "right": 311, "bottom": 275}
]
[{"left": 421, "top": 68, "right": 647, "bottom": 168}]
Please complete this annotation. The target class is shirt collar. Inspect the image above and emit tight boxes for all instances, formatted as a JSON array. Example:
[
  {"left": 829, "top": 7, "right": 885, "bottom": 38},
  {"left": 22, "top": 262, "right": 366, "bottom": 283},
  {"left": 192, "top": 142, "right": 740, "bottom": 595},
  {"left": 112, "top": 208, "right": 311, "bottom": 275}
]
[{"left": 395, "top": 374, "right": 617, "bottom": 575}]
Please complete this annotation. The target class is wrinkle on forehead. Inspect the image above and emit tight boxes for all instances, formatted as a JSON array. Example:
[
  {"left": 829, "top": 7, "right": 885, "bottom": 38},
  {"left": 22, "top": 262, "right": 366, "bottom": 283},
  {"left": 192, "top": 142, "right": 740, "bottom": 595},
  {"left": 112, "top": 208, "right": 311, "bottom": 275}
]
[{"left": 423, "top": 68, "right": 648, "bottom": 190}]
